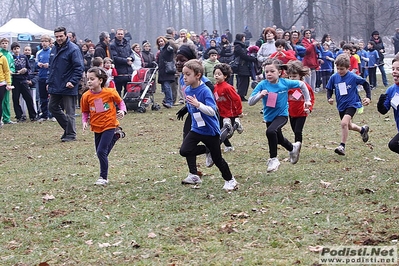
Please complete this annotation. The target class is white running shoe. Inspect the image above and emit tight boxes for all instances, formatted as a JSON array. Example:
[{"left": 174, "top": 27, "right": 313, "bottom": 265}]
[
  {"left": 235, "top": 118, "right": 244, "bottom": 134},
  {"left": 181, "top": 173, "right": 202, "bottom": 184},
  {"left": 223, "top": 177, "right": 238, "bottom": 191},
  {"left": 205, "top": 152, "right": 214, "bottom": 167},
  {"left": 224, "top": 146, "right": 235, "bottom": 153},
  {"left": 95, "top": 177, "right": 108, "bottom": 185},
  {"left": 267, "top": 157, "right": 280, "bottom": 172},
  {"left": 289, "top": 142, "right": 302, "bottom": 164}
]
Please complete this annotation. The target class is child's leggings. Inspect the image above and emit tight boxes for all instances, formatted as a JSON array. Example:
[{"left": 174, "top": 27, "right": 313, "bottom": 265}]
[
  {"left": 388, "top": 133, "right": 399, "bottom": 154},
  {"left": 94, "top": 129, "right": 117, "bottom": 179},
  {"left": 266, "top": 116, "right": 292, "bottom": 158}
]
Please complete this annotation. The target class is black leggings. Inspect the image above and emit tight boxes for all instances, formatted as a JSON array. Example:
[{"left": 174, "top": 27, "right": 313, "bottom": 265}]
[
  {"left": 289, "top": 116, "right": 307, "bottom": 143},
  {"left": 266, "top": 116, "right": 293, "bottom": 158},
  {"left": 180, "top": 131, "right": 232, "bottom": 181},
  {"left": 388, "top": 133, "right": 399, "bottom": 154}
]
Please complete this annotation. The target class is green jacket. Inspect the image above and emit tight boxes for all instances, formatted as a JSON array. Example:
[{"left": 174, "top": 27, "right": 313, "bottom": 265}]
[
  {"left": 203, "top": 59, "right": 219, "bottom": 84},
  {"left": 0, "top": 48, "right": 15, "bottom": 73}
]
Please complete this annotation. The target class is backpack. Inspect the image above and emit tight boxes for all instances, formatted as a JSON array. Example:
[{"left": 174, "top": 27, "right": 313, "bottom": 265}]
[{"left": 229, "top": 56, "right": 240, "bottom": 74}]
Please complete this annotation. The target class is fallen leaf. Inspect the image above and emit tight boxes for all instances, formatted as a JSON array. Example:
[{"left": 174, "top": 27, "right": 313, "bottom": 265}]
[
  {"left": 112, "top": 240, "right": 122, "bottom": 246},
  {"left": 85, "top": 240, "right": 93, "bottom": 245},
  {"left": 148, "top": 232, "right": 157, "bottom": 238},
  {"left": 98, "top": 242, "right": 111, "bottom": 248},
  {"left": 154, "top": 179, "right": 166, "bottom": 184},
  {"left": 42, "top": 194, "right": 55, "bottom": 201},
  {"left": 320, "top": 180, "right": 331, "bottom": 188},
  {"left": 231, "top": 212, "right": 250, "bottom": 219},
  {"left": 373, "top": 156, "right": 385, "bottom": 161},
  {"left": 308, "top": 245, "right": 324, "bottom": 252}
]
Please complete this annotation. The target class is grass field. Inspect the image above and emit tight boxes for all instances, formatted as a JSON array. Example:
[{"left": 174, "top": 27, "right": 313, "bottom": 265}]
[{"left": 1, "top": 75, "right": 399, "bottom": 265}]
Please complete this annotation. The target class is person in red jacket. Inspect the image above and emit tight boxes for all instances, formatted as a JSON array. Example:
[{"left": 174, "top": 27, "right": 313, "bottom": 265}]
[
  {"left": 301, "top": 29, "right": 321, "bottom": 90},
  {"left": 213, "top": 63, "right": 243, "bottom": 152},
  {"left": 269, "top": 39, "right": 297, "bottom": 64},
  {"left": 286, "top": 60, "right": 315, "bottom": 148}
]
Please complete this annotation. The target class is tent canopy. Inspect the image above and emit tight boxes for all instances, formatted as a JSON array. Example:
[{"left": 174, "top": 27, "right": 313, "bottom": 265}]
[{"left": 0, "top": 18, "right": 53, "bottom": 39}]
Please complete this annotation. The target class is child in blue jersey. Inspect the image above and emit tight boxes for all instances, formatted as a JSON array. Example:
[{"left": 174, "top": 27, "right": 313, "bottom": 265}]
[
  {"left": 248, "top": 58, "right": 311, "bottom": 173},
  {"left": 326, "top": 54, "right": 371, "bottom": 156},
  {"left": 179, "top": 59, "right": 237, "bottom": 191},
  {"left": 377, "top": 58, "right": 399, "bottom": 154},
  {"left": 364, "top": 41, "right": 380, "bottom": 89}
]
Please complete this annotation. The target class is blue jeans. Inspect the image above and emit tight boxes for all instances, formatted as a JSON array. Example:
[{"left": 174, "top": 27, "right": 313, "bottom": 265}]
[
  {"left": 49, "top": 94, "right": 76, "bottom": 139},
  {"left": 161, "top": 81, "right": 173, "bottom": 105},
  {"left": 378, "top": 64, "right": 388, "bottom": 87},
  {"left": 94, "top": 129, "right": 118, "bottom": 179}
]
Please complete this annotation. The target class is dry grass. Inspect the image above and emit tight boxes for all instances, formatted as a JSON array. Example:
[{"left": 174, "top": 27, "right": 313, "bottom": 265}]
[{"left": 1, "top": 78, "right": 399, "bottom": 265}]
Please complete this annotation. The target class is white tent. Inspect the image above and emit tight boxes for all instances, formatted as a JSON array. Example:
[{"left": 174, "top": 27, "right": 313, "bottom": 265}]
[{"left": 0, "top": 18, "right": 53, "bottom": 39}]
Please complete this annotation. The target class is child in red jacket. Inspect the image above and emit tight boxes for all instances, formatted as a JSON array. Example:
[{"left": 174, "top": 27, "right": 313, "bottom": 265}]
[
  {"left": 286, "top": 60, "right": 315, "bottom": 150},
  {"left": 213, "top": 63, "right": 243, "bottom": 152},
  {"left": 269, "top": 39, "right": 297, "bottom": 64}
]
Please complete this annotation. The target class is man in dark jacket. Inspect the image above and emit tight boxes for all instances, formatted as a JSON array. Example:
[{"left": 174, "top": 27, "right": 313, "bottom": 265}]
[
  {"left": 110, "top": 28, "right": 133, "bottom": 96},
  {"left": 234, "top": 33, "right": 257, "bottom": 101},
  {"left": 94, "top": 31, "right": 112, "bottom": 59},
  {"left": 48, "top": 26, "right": 84, "bottom": 142},
  {"left": 370, "top": 30, "right": 388, "bottom": 87}
]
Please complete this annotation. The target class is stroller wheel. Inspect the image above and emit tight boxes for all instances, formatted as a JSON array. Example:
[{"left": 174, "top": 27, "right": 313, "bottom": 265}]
[
  {"left": 137, "top": 106, "right": 146, "bottom": 113},
  {"left": 152, "top": 104, "right": 161, "bottom": 111}
]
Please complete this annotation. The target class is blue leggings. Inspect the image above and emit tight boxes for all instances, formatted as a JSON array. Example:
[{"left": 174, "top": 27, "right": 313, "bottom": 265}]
[{"left": 94, "top": 129, "right": 117, "bottom": 179}]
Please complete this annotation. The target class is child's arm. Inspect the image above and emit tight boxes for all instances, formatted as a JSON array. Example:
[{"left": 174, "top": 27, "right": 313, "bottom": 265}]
[
  {"left": 82, "top": 112, "right": 90, "bottom": 131},
  {"left": 361, "top": 81, "right": 371, "bottom": 105},
  {"left": 116, "top": 100, "right": 127, "bottom": 119},
  {"left": 186, "top": 95, "right": 216, "bottom": 116},
  {"left": 377, "top": 94, "right": 389, "bottom": 114},
  {"left": 248, "top": 90, "right": 268, "bottom": 106},
  {"left": 297, "top": 81, "right": 312, "bottom": 107}
]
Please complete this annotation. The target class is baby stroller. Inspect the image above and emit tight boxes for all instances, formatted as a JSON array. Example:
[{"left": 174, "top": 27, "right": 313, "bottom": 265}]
[{"left": 123, "top": 64, "right": 160, "bottom": 112}]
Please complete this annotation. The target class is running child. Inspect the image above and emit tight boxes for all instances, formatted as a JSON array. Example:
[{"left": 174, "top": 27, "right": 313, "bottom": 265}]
[
  {"left": 80, "top": 67, "right": 127, "bottom": 185},
  {"left": 248, "top": 58, "right": 311, "bottom": 172},
  {"left": 286, "top": 60, "right": 315, "bottom": 151},
  {"left": 213, "top": 63, "right": 243, "bottom": 152},
  {"left": 179, "top": 59, "right": 237, "bottom": 191},
  {"left": 326, "top": 54, "right": 371, "bottom": 156},
  {"left": 377, "top": 58, "right": 399, "bottom": 154}
]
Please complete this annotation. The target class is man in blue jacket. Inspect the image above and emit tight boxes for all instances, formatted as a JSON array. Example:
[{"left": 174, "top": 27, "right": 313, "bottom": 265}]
[{"left": 48, "top": 26, "right": 84, "bottom": 142}]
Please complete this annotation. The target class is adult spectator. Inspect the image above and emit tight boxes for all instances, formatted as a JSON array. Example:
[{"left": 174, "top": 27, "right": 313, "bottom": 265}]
[
  {"left": 191, "top": 34, "right": 205, "bottom": 58},
  {"left": 275, "top": 28, "right": 284, "bottom": 40},
  {"left": 203, "top": 39, "right": 221, "bottom": 60},
  {"left": 124, "top": 29, "right": 132, "bottom": 46},
  {"left": 234, "top": 33, "right": 257, "bottom": 101},
  {"left": 67, "top": 31, "right": 78, "bottom": 45},
  {"left": 225, "top": 29, "right": 233, "bottom": 43},
  {"left": 155, "top": 36, "right": 175, "bottom": 108},
  {"left": 109, "top": 29, "right": 116, "bottom": 40},
  {"left": 94, "top": 31, "right": 112, "bottom": 59},
  {"left": 47, "top": 26, "right": 84, "bottom": 142},
  {"left": 110, "top": 28, "right": 133, "bottom": 96},
  {"left": 301, "top": 29, "right": 320, "bottom": 90},
  {"left": 164, "top": 27, "right": 180, "bottom": 104},
  {"left": 36, "top": 34, "right": 52, "bottom": 121},
  {"left": 370, "top": 30, "right": 388, "bottom": 87},
  {"left": 257, "top": 27, "right": 277, "bottom": 64},
  {"left": 175, "top": 29, "right": 194, "bottom": 46},
  {"left": 141, "top": 41, "right": 156, "bottom": 68},
  {"left": 393, "top": 28, "right": 399, "bottom": 55}
]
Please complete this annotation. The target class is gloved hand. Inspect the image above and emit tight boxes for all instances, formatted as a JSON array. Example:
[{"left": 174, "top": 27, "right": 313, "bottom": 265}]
[
  {"left": 377, "top": 93, "right": 388, "bottom": 114},
  {"left": 176, "top": 106, "right": 188, "bottom": 120}
]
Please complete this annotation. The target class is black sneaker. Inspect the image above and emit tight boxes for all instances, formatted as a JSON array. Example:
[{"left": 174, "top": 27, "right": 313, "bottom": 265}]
[
  {"left": 361, "top": 125, "right": 369, "bottom": 142},
  {"left": 114, "top": 127, "right": 126, "bottom": 139}
]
